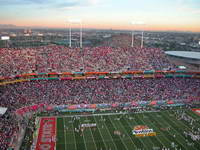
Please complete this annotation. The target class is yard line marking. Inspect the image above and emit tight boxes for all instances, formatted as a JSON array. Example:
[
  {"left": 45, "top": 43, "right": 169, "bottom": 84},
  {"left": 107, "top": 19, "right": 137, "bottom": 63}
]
[
  {"left": 86, "top": 116, "right": 98, "bottom": 150},
  {"left": 158, "top": 112, "right": 188, "bottom": 150},
  {"left": 137, "top": 114, "right": 161, "bottom": 149},
  {"left": 94, "top": 116, "right": 118, "bottom": 150},
  {"left": 79, "top": 119, "right": 88, "bottom": 150},
  {"left": 117, "top": 117, "right": 138, "bottom": 149},
  {"left": 107, "top": 115, "right": 129, "bottom": 150},
  {"left": 93, "top": 115, "right": 108, "bottom": 150},
  {"left": 63, "top": 117, "right": 67, "bottom": 150},
  {"left": 123, "top": 114, "right": 149, "bottom": 150},
  {"left": 144, "top": 113, "right": 171, "bottom": 148},
  {"left": 165, "top": 111, "right": 199, "bottom": 150},
  {"left": 78, "top": 119, "right": 88, "bottom": 150},
  {"left": 148, "top": 113, "right": 184, "bottom": 149},
  {"left": 55, "top": 117, "right": 57, "bottom": 150},
  {"left": 71, "top": 118, "right": 77, "bottom": 150}
]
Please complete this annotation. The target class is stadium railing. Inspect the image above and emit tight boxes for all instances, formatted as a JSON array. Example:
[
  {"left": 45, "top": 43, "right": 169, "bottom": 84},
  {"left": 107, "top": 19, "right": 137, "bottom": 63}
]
[{"left": 0, "top": 70, "right": 200, "bottom": 86}]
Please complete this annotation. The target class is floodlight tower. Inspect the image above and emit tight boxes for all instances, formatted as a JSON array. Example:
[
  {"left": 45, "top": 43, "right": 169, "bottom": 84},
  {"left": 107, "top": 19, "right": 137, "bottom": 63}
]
[
  {"left": 131, "top": 31, "right": 134, "bottom": 47},
  {"left": 80, "top": 21, "right": 82, "bottom": 48},
  {"left": 131, "top": 21, "right": 145, "bottom": 48},
  {"left": 68, "top": 19, "right": 82, "bottom": 48},
  {"left": 141, "top": 31, "right": 144, "bottom": 48},
  {"left": 136, "top": 21, "right": 145, "bottom": 48},
  {"left": 69, "top": 22, "right": 72, "bottom": 47},
  {"left": 67, "top": 19, "right": 84, "bottom": 71},
  {"left": 130, "top": 21, "right": 136, "bottom": 47}
]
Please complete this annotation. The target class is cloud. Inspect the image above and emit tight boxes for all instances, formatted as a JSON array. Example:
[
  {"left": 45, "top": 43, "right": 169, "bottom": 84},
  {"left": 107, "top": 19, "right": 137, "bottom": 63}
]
[
  {"left": 0, "top": 0, "right": 104, "bottom": 7},
  {"left": 0, "top": 0, "right": 82, "bottom": 11},
  {"left": 0, "top": 0, "right": 51, "bottom": 5},
  {"left": 176, "top": 0, "right": 200, "bottom": 15},
  {"left": 178, "top": 6, "right": 200, "bottom": 14},
  {"left": 0, "top": 0, "right": 108, "bottom": 12},
  {"left": 56, "top": 0, "right": 106, "bottom": 10},
  {"left": 55, "top": 1, "right": 80, "bottom": 8},
  {"left": 87, "top": 0, "right": 102, "bottom": 5}
]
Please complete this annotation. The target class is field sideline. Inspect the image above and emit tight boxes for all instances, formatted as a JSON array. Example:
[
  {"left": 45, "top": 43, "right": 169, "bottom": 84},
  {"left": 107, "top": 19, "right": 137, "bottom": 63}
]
[{"left": 42, "top": 110, "right": 199, "bottom": 150}]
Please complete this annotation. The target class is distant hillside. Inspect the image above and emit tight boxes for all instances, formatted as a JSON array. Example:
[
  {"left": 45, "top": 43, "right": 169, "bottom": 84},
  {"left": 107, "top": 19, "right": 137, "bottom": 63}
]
[{"left": 0, "top": 24, "right": 18, "bottom": 28}]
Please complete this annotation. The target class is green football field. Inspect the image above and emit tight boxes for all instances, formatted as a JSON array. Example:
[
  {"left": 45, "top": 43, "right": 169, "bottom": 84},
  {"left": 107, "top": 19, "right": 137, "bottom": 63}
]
[{"left": 55, "top": 110, "right": 200, "bottom": 150}]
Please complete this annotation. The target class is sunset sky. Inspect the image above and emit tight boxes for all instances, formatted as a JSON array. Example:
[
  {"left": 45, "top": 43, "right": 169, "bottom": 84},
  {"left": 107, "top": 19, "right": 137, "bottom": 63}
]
[{"left": 0, "top": 0, "right": 200, "bottom": 32}]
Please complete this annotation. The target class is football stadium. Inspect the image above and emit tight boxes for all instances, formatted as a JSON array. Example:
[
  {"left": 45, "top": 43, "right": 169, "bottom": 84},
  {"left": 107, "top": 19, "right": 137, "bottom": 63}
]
[
  {"left": 1, "top": 34, "right": 200, "bottom": 150},
  {"left": 1, "top": 0, "right": 200, "bottom": 149},
  {"left": 2, "top": 0, "right": 200, "bottom": 149}
]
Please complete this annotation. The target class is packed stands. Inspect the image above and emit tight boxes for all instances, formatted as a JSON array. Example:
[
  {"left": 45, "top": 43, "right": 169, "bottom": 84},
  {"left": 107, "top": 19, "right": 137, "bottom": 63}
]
[
  {"left": 0, "top": 77, "right": 200, "bottom": 149},
  {"left": 0, "top": 45, "right": 197, "bottom": 150},
  {"left": 0, "top": 45, "right": 176, "bottom": 77},
  {"left": 1, "top": 78, "right": 200, "bottom": 109}
]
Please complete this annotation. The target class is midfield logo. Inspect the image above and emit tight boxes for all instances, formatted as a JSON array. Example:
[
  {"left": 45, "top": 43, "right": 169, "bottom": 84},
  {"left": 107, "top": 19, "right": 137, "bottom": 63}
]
[
  {"left": 192, "top": 108, "right": 200, "bottom": 116},
  {"left": 132, "top": 125, "right": 156, "bottom": 137},
  {"left": 133, "top": 125, "right": 149, "bottom": 130}
]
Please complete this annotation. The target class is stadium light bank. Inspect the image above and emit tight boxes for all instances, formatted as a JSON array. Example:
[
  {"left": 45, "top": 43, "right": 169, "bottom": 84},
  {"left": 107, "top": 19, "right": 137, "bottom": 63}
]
[
  {"left": 130, "top": 21, "right": 146, "bottom": 48},
  {"left": 67, "top": 19, "right": 83, "bottom": 48}
]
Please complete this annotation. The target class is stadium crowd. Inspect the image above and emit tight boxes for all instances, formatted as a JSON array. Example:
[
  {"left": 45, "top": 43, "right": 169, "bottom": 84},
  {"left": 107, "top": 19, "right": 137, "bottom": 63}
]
[
  {"left": 0, "top": 45, "right": 175, "bottom": 76},
  {"left": 1, "top": 78, "right": 200, "bottom": 109},
  {"left": 0, "top": 78, "right": 200, "bottom": 149},
  {"left": 0, "top": 45, "right": 198, "bottom": 150},
  {"left": 0, "top": 112, "right": 18, "bottom": 150}
]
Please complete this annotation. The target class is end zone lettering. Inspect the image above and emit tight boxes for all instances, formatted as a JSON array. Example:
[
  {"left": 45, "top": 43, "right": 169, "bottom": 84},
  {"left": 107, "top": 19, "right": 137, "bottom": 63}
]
[{"left": 36, "top": 117, "right": 56, "bottom": 150}]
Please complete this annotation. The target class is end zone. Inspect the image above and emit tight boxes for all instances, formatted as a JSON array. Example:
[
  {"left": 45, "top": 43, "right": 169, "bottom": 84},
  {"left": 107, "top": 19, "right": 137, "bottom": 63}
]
[{"left": 36, "top": 117, "right": 56, "bottom": 150}]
